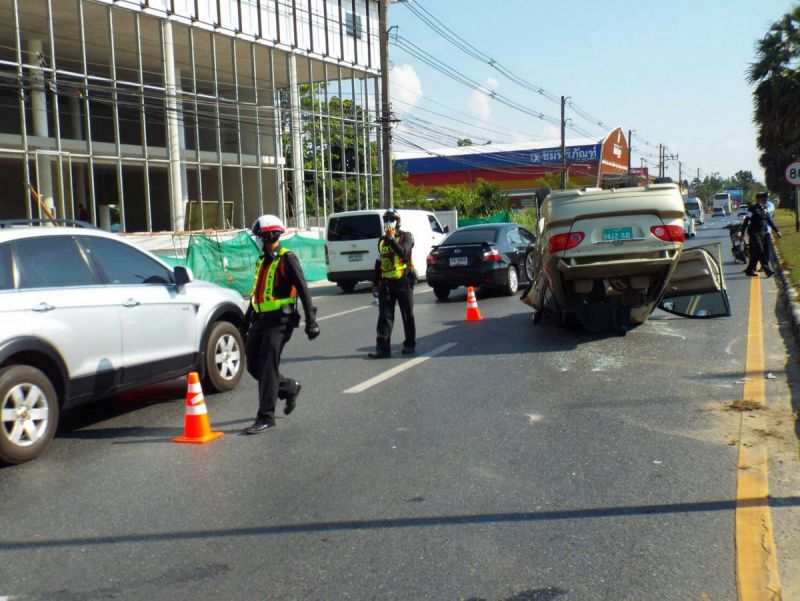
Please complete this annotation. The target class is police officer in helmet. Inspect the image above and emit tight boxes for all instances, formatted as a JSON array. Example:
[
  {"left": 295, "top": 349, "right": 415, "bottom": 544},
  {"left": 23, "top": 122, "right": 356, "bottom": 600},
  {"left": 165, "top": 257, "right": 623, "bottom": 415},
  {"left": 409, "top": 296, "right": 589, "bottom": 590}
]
[
  {"left": 241, "top": 215, "right": 320, "bottom": 434},
  {"left": 369, "top": 208, "right": 416, "bottom": 358},
  {"left": 742, "top": 194, "right": 781, "bottom": 278}
]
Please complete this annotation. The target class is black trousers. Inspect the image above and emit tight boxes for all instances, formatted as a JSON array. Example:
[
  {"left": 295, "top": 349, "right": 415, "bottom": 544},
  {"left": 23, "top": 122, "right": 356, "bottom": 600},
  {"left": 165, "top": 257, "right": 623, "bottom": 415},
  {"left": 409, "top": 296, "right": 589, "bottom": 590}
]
[
  {"left": 376, "top": 276, "right": 415, "bottom": 353},
  {"left": 746, "top": 232, "right": 770, "bottom": 274},
  {"left": 245, "top": 319, "right": 299, "bottom": 421}
]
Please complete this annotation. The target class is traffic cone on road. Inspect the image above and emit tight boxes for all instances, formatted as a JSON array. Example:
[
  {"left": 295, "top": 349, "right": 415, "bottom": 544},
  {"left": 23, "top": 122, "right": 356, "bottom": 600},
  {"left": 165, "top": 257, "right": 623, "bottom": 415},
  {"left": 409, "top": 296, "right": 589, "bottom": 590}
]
[
  {"left": 464, "top": 286, "right": 484, "bottom": 321},
  {"left": 173, "top": 372, "right": 224, "bottom": 444}
]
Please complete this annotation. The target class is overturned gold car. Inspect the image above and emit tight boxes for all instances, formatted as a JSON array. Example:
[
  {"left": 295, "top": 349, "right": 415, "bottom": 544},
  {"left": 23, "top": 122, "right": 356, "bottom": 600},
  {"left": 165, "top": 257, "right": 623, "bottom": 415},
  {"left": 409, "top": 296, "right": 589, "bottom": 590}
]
[{"left": 521, "top": 183, "right": 730, "bottom": 334}]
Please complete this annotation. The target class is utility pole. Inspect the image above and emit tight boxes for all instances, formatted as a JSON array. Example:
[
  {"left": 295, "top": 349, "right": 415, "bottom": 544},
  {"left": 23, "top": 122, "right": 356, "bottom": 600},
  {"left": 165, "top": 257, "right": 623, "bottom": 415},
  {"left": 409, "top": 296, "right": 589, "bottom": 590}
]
[
  {"left": 678, "top": 161, "right": 682, "bottom": 192},
  {"left": 658, "top": 144, "right": 663, "bottom": 178},
  {"left": 379, "top": 0, "right": 393, "bottom": 209},
  {"left": 560, "top": 96, "right": 566, "bottom": 190},
  {"left": 627, "top": 129, "right": 633, "bottom": 175}
]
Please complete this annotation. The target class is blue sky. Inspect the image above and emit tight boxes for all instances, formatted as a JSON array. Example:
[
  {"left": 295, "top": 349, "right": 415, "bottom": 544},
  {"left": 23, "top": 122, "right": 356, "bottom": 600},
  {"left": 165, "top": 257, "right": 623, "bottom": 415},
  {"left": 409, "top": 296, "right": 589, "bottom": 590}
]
[{"left": 387, "top": 0, "right": 795, "bottom": 183}]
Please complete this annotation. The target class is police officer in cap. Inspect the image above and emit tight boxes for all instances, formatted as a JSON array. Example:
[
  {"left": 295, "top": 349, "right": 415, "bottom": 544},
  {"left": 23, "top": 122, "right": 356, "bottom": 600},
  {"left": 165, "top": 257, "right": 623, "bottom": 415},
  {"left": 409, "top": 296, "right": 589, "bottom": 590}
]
[
  {"left": 369, "top": 208, "right": 416, "bottom": 358},
  {"left": 241, "top": 215, "right": 320, "bottom": 434},
  {"left": 742, "top": 195, "right": 781, "bottom": 278}
]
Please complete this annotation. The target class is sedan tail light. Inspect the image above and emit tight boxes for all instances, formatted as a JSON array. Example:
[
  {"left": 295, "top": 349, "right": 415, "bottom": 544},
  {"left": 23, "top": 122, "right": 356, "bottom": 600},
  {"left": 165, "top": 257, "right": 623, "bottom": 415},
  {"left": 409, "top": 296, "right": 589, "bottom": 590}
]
[
  {"left": 650, "top": 225, "right": 684, "bottom": 243},
  {"left": 548, "top": 232, "right": 585, "bottom": 254},
  {"left": 426, "top": 253, "right": 435, "bottom": 265},
  {"left": 482, "top": 248, "right": 501, "bottom": 262}
]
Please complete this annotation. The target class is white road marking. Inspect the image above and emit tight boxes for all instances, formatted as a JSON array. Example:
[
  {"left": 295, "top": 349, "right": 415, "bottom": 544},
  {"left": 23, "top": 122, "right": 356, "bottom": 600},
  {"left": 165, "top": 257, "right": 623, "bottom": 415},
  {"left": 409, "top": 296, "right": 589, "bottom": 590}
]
[
  {"left": 311, "top": 287, "right": 433, "bottom": 324},
  {"left": 343, "top": 342, "right": 458, "bottom": 393}
]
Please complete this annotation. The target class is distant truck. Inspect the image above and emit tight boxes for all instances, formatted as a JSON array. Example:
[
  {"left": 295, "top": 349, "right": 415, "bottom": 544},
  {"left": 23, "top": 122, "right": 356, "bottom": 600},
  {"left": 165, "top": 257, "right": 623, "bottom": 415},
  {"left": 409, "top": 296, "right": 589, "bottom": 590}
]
[{"left": 712, "top": 192, "right": 732, "bottom": 215}]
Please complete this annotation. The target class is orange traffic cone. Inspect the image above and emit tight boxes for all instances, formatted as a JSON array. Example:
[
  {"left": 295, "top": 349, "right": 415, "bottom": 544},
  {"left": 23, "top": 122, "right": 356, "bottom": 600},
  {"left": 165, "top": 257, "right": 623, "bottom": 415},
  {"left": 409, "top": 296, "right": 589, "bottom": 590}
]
[
  {"left": 173, "top": 372, "right": 224, "bottom": 444},
  {"left": 465, "top": 286, "right": 484, "bottom": 321}
]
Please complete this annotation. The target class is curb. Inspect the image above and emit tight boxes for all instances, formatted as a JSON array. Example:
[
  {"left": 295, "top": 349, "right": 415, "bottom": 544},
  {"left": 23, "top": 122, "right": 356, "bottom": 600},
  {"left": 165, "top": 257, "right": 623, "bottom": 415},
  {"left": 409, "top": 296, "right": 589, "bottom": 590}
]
[{"left": 774, "top": 245, "right": 800, "bottom": 345}]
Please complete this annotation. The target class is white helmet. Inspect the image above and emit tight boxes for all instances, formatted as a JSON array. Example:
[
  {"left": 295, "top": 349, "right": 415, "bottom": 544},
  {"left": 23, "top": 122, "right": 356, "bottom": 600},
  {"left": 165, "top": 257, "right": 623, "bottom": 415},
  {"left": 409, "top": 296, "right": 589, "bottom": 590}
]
[
  {"left": 251, "top": 214, "right": 285, "bottom": 250},
  {"left": 251, "top": 214, "right": 286, "bottom": 236}
]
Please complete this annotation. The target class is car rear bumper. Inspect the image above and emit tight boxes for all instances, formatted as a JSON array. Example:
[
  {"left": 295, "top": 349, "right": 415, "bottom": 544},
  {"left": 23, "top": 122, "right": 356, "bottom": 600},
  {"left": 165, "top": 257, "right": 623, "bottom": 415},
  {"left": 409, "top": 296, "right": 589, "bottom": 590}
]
[
  {"left": 327, "top": 269, "right": 374, "bottom": 284},
  {"left": 426, "top": 264, "right": 506, "bottom": 288}
]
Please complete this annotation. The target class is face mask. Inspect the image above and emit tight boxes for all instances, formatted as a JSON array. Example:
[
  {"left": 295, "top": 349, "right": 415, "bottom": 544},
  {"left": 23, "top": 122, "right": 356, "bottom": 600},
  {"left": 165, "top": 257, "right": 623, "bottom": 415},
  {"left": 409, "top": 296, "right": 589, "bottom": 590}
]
[{"left": 384, "top": 220, "right": 398, "bottom": 230}]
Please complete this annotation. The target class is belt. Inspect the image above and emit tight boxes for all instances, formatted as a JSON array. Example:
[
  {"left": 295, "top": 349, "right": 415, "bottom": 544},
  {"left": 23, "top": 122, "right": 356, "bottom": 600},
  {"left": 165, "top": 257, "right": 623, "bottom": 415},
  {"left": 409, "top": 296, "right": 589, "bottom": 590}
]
[{"left": 251, "top": 311, "right": 278, "bottom": 320}]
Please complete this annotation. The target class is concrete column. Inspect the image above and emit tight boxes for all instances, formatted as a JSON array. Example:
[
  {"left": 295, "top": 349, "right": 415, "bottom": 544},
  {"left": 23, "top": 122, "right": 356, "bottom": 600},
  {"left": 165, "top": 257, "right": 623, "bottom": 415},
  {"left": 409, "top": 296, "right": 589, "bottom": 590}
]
[
  {"left": 28, "top": 38, "right": 54, "bottom": 217},
  {"left": 68, "top": 95, "right": 87, "bottom": 212},
  {"left": 287, "top": 53, "right": 306, "bottom": 229},
  {"left": 162, "top": 20, "right": 186, "bottom": 231}
]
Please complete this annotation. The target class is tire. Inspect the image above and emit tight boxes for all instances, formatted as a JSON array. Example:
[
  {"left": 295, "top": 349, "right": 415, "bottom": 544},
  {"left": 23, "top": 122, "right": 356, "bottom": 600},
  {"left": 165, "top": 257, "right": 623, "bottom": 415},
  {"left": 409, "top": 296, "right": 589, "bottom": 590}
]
[
  {"left": 0, "top": 366, "right": 59, "bottom": 465},
  {"left": 338, "top": 281, "right": 357, "bottom": 293},
  {"left": 433, "top": 286, "right": 450, "bottom": 300},
  {"left": 503, "top": 266, "right": 519, "bottom": 296},
  {"left": 524, "top": 252, "right": 535, "bottom": 281},
  {"left": 203, "top": 321, "right": 245, "bottom": 393}
]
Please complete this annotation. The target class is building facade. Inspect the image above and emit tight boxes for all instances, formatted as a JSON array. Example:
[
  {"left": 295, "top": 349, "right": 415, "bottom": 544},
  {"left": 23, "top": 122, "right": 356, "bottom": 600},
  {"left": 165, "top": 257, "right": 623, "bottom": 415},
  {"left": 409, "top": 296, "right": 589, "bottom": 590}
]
[
  {"left": 0, "top": 0, "right": 383, "bottom": 232},
  {"left": 394, "top": 128, "right": 631, "bottom": 207}
]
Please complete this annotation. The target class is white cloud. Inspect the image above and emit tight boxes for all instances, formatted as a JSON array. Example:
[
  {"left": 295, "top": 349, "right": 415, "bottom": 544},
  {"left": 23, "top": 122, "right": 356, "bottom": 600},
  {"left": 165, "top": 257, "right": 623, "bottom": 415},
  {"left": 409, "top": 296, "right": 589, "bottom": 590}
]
[
  {"left": 390, "top": 64, "right": 422, "bottom": 115},
  {"left": 541, "top": 124, "right": 561, "bottom": 141},
  {"left": 468, "top": 77, "right": 499, "bottom": 122}
]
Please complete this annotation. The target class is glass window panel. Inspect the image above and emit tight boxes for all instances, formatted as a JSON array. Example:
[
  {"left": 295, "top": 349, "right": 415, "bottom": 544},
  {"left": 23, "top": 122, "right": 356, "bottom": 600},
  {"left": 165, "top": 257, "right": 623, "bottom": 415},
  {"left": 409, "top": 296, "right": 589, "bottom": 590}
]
[
  {"left": 0, "top": 242, "right": 12, "bottom": 290},
  {"left": 82, "top": 236, "right": 173, "bottom": 285},
  {"left": 16, "top": 236, "right": 95, "bottom": 288}
]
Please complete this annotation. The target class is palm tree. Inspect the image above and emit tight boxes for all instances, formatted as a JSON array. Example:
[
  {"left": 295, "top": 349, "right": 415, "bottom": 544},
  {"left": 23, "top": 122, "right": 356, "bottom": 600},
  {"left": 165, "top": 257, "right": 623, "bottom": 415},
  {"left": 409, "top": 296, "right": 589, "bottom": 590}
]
[{"left": 748, "top": 7, "right": 800, "bottom": 206}]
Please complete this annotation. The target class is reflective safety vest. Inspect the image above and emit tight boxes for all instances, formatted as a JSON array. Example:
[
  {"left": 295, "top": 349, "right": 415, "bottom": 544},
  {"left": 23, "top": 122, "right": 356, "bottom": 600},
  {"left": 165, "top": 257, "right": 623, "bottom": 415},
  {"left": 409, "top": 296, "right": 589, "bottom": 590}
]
[
  {"left": 379, "top": 235, "right": 407, "bottom": 280},
  {"left": 252, "top": 247, "right": 296, "bottom": 313}
]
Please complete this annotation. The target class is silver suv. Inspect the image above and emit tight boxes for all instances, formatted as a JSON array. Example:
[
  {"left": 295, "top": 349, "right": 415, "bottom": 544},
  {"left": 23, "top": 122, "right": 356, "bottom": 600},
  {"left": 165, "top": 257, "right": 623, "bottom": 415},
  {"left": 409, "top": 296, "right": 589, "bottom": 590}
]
[{"left": 0, "top": 220, "right": 246, "bottom": 464}]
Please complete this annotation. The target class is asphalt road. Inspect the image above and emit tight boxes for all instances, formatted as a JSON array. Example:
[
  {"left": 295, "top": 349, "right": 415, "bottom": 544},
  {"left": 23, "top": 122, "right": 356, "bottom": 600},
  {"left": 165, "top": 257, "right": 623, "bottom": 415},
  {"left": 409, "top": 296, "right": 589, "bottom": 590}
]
[{"left": 1, "top": 218, "right": 798, "bottom": 601}]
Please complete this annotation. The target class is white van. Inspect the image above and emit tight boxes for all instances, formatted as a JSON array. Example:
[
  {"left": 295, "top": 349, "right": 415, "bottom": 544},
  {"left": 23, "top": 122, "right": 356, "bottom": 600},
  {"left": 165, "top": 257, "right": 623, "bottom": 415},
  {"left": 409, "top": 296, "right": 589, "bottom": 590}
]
[
  {"left": 683, "top": 196, "right": 704, "bottom": 224},
  {"left": 325, "top": 209, "right": 448, "bottom": 292}
]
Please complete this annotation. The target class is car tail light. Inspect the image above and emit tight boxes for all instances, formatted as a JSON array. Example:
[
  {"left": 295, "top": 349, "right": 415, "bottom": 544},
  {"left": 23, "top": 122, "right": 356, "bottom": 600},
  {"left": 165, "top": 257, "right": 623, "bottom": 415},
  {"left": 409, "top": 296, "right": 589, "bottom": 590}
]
[
  {"left": 482, "top": 248, "right": 501, "bottom": 262},
  {"left": 650, "top": 225, "right": 684, "bottom": 243},
  {"left": 426, "top": 253, "right": 435, "bottom": 265},
  {"left": 548, "top": 232, "right": 585, "bottom": 254}
]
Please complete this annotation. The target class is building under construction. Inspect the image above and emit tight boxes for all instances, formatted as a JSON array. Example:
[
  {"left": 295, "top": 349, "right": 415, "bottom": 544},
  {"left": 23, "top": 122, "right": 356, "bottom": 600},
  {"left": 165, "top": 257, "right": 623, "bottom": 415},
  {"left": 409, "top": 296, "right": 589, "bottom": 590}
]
[{"left": 0, "top": 0, "right": 384, "bottom": 232}]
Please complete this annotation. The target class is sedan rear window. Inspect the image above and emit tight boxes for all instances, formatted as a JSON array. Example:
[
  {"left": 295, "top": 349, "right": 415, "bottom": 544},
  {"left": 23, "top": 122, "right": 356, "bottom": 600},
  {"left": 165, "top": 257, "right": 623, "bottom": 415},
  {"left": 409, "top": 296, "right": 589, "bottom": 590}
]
[
  {"left": 327, "top": 215, "right": 382, "bottom": 241},
  {"left": 442, "top": 228, "right": 498, "bottom": 245}
]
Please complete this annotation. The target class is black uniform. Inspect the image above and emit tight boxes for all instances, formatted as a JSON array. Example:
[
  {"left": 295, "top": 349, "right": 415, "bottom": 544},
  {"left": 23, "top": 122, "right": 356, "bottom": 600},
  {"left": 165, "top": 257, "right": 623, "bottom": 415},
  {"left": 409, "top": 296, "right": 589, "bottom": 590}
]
[
  {"left": 371, "top": 229, "right": 416, "bottom": 357},
  {"left": 244, "top": 247, "right": 317, "bottom": 426},
  {"left": 741, "top": 202, "right": 779, "bottom": 277}
]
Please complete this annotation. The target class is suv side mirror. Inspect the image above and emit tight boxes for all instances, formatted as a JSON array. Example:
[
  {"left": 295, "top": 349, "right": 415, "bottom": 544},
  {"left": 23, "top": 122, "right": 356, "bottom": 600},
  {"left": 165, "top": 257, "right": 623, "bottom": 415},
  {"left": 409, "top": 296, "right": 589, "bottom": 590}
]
[{"left": 174, "top": 266, "right": 193, "bottom": 287}]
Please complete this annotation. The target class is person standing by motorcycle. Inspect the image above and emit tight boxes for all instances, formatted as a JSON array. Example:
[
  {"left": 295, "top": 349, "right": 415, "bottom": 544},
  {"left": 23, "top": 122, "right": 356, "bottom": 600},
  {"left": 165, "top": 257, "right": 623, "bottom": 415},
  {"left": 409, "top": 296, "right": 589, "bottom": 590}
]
[
  {"left": 742, "top": 198, "right": 781, "bottom": 277},
  {"left": 757, "top": 192, "right": 778, "bottom": 271},
  {"left": 368, "top": 208, "right": 416, "bottom": 358}
]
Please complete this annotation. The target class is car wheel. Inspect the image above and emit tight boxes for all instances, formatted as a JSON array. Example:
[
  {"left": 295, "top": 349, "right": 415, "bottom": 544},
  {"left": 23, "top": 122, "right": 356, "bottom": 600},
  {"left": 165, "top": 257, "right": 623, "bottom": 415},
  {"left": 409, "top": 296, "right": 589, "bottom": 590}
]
[
  {"left": 504, "top": 266, "right": 519, "bottom": 296},
  {"left": 433, "top": 286, "right": 450, "bottom": 300},
  {"left": 203, "top": 321, "right": 244, "bottom": 393},
  {"left": 524, "top": 252, "right": 535, "bottom": 281},
  {"left": 0, "top": 366, "right": 59, "bottom": 465},
  {"left": 338, "top": 281, "right": 357, "bottom": 293}
]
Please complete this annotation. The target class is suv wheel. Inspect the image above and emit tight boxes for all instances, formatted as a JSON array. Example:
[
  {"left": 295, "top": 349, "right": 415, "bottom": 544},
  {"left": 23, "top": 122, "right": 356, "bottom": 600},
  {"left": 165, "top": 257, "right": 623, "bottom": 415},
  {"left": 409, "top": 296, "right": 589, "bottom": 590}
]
[
  {"left": 0, "top": 366, "right": 59, "bottom": 464},
  {"left": 203, "top": 322, "right": 244, "bottom": 393}
]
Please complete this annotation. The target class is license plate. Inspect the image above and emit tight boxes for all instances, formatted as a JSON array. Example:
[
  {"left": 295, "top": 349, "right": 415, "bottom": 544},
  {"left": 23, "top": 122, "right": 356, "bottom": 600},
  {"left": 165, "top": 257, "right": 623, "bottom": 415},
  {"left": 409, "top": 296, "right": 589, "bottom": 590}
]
[
  {"left": 347, "top": 254, "right": 363, "bottom": 262},
  {"left": 602, "top": 227, "right": 633, "bottom": 241},
  {"left": 449, "top": 256, "right": 469, "bottom": 266}
]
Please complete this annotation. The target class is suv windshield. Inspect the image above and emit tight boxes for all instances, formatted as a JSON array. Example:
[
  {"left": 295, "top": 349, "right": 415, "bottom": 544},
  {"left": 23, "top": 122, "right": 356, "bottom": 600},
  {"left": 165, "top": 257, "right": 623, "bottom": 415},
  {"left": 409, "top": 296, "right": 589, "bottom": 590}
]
[
  {"left": 443, "top": 228, "right": 498, "bottom": 245},
  {"left": 327, "top": 215, "right": 382, "bottom": 241}
]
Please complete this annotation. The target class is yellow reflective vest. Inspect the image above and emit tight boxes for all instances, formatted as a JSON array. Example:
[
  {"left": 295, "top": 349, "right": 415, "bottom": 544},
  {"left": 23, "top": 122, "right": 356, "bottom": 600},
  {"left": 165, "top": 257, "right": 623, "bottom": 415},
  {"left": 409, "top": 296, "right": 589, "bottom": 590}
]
[
  {"left": 252, "top": 247, "right": 296, "bottom": 313},
  {"left": 379, "top": 235, "right": 407, "bottom": 280}
]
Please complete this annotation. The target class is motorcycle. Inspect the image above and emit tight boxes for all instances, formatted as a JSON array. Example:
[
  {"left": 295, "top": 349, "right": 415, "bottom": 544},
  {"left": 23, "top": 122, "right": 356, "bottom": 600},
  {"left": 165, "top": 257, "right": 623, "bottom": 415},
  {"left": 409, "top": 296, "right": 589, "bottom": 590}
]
[{"left": 727, "top": 223, "right": 748, "bottom": 264}]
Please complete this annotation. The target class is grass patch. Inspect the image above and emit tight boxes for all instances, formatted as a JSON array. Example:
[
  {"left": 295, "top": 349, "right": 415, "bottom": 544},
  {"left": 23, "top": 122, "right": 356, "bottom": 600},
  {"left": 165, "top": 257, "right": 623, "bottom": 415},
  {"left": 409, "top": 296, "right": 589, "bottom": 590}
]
[{"left": 774, "top": 208, "right": 800, "bottom": 290}]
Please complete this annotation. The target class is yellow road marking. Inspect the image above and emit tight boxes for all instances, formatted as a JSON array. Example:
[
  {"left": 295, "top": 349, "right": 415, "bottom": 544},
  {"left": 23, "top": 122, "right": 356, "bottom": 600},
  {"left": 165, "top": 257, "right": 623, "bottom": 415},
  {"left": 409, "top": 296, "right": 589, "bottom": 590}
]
[{"left": 736, "top": 276, "right": 782, "bottom": 600}]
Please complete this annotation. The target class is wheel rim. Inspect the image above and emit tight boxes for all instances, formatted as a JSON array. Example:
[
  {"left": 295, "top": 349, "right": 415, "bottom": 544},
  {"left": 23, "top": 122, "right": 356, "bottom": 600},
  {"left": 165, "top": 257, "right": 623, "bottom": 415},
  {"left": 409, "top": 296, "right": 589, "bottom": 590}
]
[
  {"left": 214, "top": 334, "right": 241, "bottom": 381},
  {"left": 509, "top": 268, "right": 519, "bottom": 292},
  {"left": 525, "top": 254, "right": 535, "bottom": 280},
  {"left": 1, "top": 383, "right": 49, "bottom": 447}
]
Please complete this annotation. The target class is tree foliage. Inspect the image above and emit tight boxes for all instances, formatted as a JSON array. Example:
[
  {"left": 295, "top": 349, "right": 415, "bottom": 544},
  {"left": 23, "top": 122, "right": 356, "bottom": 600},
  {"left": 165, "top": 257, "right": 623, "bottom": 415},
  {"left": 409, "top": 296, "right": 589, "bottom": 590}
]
[{"left": 748, "top": 7, "right": 800, "bottom": 207}]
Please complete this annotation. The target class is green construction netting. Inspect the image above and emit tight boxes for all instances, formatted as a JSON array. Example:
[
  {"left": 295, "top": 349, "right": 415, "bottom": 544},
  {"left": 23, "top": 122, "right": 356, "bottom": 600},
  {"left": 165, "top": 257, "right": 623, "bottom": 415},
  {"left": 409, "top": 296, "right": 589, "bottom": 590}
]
[
  {"left": 457, "top": 210, "right": 513, "bottom": 227},
  {"left": 156, "top": 232, "right": 327, "bottom": 297}
]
